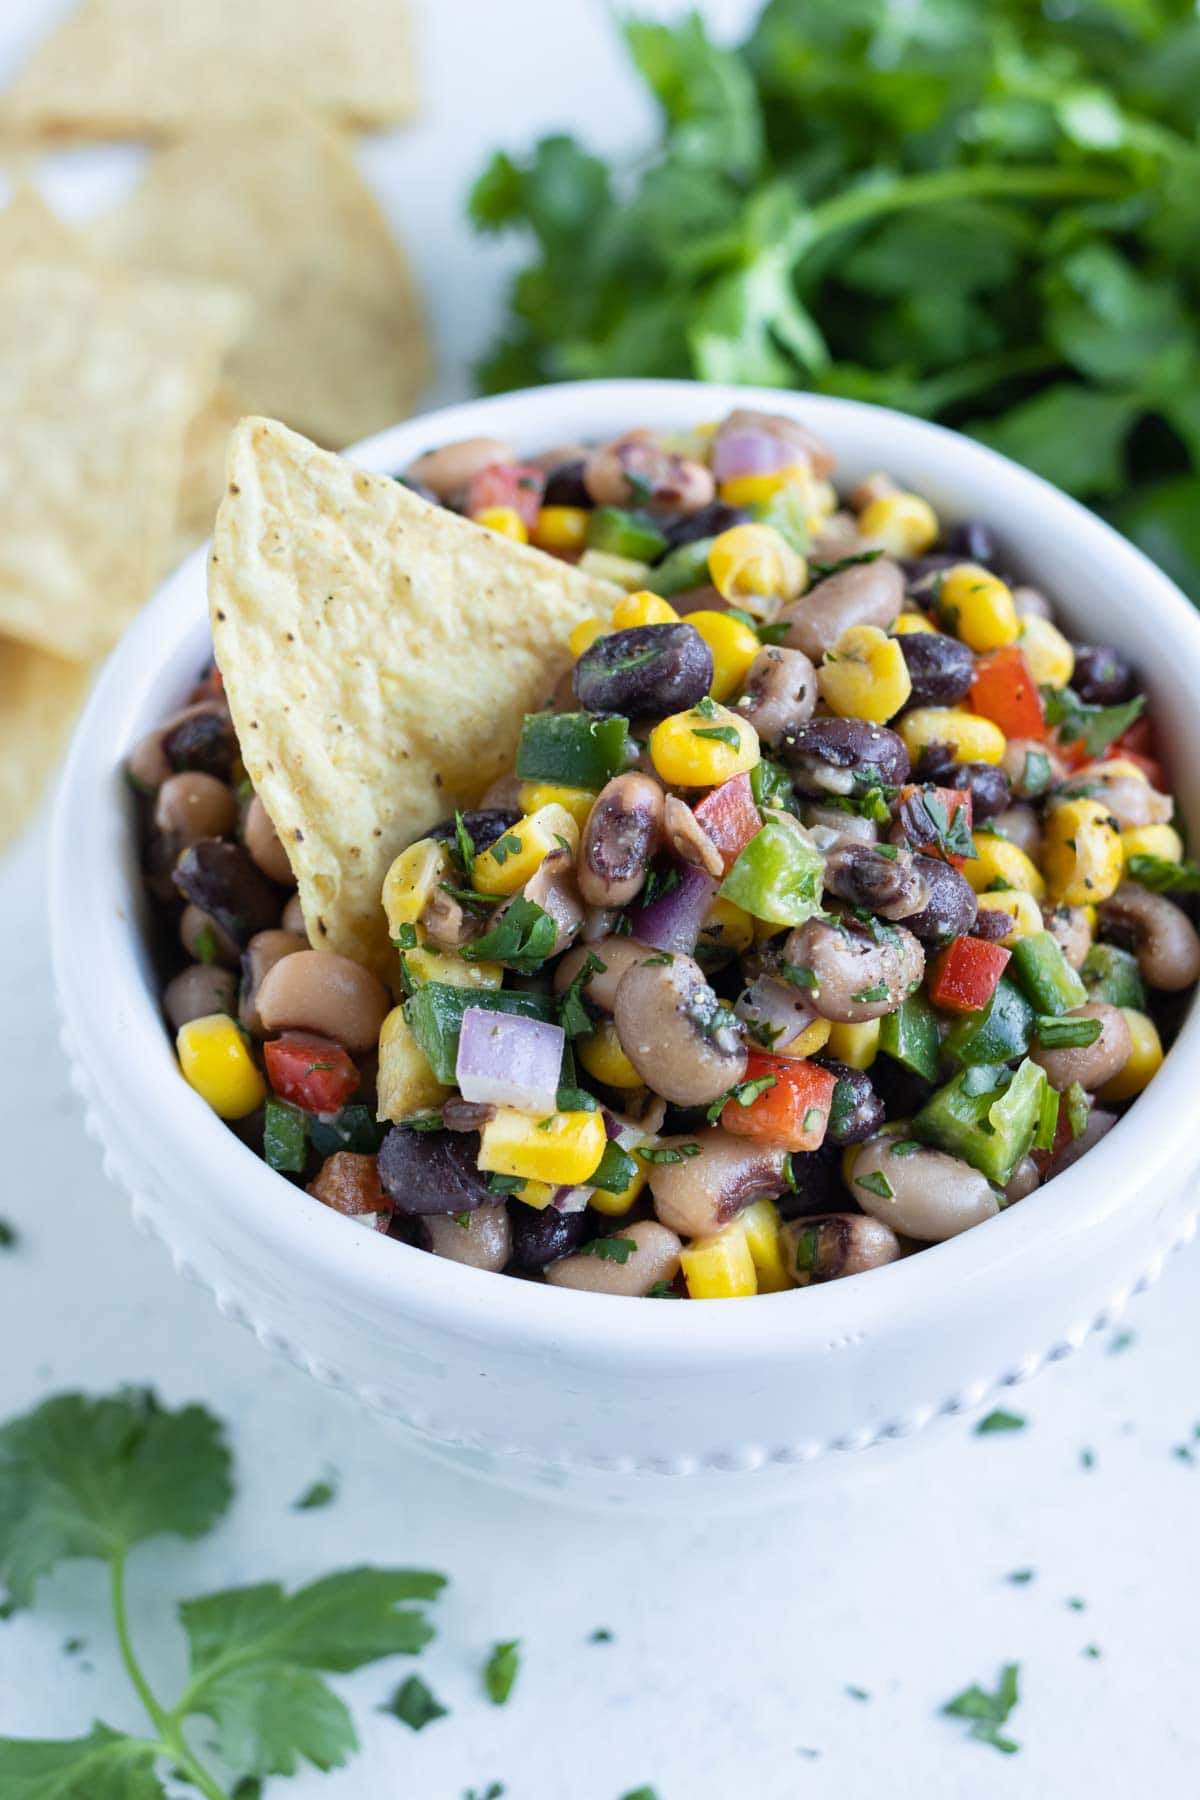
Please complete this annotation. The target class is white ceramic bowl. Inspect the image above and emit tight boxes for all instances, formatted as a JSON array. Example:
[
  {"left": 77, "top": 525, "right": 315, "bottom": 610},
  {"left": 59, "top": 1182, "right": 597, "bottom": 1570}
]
[{"left": 51, "top": 379, "right": 1200, "bottom": 1508}]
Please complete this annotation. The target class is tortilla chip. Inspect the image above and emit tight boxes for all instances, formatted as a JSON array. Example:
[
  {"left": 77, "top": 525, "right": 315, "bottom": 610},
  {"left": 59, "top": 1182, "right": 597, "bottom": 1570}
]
[
  {"left": 0, "top": 0, "right": 418, "bottom": 140},
  {"left": 210, "top": 418, "right": 619, "bottom": 979},
  {"left": 0, "top": 184, "right": 76, "bottom": 258},
  {"left": 172, "top": 382, "right": 245, "bottom": 564},
  {"left": 0, "top": 637, "right": 91, "bottom": 854},
  {"left": 0, "top": 258, "right": 244, "bottom": 661},
  {"left": 90, "top": 114, "right": 428, "bottom": 449}
]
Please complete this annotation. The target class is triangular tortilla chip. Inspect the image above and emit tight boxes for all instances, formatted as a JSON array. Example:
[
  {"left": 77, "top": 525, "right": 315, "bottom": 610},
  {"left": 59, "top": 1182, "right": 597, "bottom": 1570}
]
[
  {"left": 210, "top": 418, "right": 618, "bottom": 979},
  {"left": 172, "top": 381, "right": 246, "bottom": 565},
  {"left": 90, "top": 114, "right": 428, "bottom": 449},
  {"left": 0, "top": 0, "right": 418, "bottom": 140},
  {"left": 0, "top": 185, "right": 76, "bottom": 259},
  {"left": 0, "top": 258, "right": 245, "bottom": 660},
  {"left": 0, "top": 637, "right": 91, "bottom": 854}
]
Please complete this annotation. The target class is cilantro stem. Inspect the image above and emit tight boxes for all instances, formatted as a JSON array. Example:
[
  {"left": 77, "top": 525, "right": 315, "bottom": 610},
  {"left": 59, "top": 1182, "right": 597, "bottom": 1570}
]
[
  {"left": 808, "top": 164, "right": 1131, "bottom": 245},
  {"left": 110, "top": 1550, "right": 229, "bottom": 1800}
]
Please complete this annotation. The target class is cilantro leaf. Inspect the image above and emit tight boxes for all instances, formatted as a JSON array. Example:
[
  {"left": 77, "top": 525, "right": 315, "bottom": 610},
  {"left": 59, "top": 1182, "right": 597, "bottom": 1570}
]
[
  {"left": 1126, "top": 853, "right": 1200, "bottom": 893},
  {"left": 975, "top": 1409, "right": 1026, "bottom": 1435},
  {"left": 462, "top": 897, "right": 558, "bottom": 972},
  {"left": 559, "top": 951, "right": 605, "bottom": 1038},
  {"left": 1041, "top": 686, "right": 1145, "bottom": 759},
  {"left": 942, "top": 1662, "right": 1021, "bottom": 1754},
  {"left": 484, "top": 1639, "right": 521, "bottom": 1706},
  {"left": 381, "top": 1673, "right": 449, "bottom": 1732},
  {"left": 0, "top": 1722, "right": 167, "bottom": 1799},
  {"left": 0, "top": 1389, "right": 232, "bottom": 1611},
  {"left": 175, "top": 1567, "right": 445, "bottom": 1776},
  {"left": 579, "top": 1236, "right": 637, "bottom": 1265},
  {"left": 293, "top": 1476, "right": 337, "bottom": 1511}
]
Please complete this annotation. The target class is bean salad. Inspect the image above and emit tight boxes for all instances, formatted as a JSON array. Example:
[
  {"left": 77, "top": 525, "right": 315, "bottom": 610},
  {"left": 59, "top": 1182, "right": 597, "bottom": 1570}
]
[{"left": 133, "top": 408, "right": 1200, "bottom": 1299}]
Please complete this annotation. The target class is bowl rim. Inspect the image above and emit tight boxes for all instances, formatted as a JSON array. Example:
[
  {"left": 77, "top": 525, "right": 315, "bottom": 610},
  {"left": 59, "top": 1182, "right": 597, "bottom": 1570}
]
[{"left": 50, "top": 376, "right": 1200, "bottom": 1361}]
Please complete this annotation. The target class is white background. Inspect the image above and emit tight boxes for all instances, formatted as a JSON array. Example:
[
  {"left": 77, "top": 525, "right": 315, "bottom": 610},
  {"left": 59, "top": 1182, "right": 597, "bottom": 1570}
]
[{"left": 2, "top": 3, "right": 1199, "bottom": 1796}]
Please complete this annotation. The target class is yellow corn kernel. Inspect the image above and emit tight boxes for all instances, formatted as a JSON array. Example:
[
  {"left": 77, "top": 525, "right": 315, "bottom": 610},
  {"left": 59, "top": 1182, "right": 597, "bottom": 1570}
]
[
  {"left": 401, "top": 946, "right": 503, "bottom": 990},
  {"left": 531, "top": 504, "right": 590, "bottom": 553},
  {"left": 739, "top": 1199, "right": 791, "bottom": 1294},
  {"left": 1017, "top": 614, "right": 1075, "bottom": 688},
  {"left": 477, "top": 1106, "right": 607, "bottom": 1187},
  {"left": 778, "top": 1016, "right": 833, "bottom": 1059},
  {"left": 808, "top": 477, "right": 838, "bottom": 523},
  {"left": 899, "top": 707, "right": 1006, "bottom": 766},
  {"left": 891, "top": 611, "right": 936, "bottom": 636},
  {"left": 858, "top": 492, "right": 939, "bottom": 555},
  {"left": 1091, "top": 757, "right": 1149, "bottom": 787},
  {"left": 471, "top": 803, "right": 580, "bottom": 896},
  {"left": 717, "top": 462, "right": 811, "bottom": 508},
  {"left": 568, "top": 616, "right": 608, "bottom": 659},
  {"left": 177, "top": 1014, "right": 265, "bottom": 1121},
  {"left": 577, "top": 1019, "right": 643, "bottom": 1090},
  {"left": 649, "top": 702, "right": 760, "bottom": 787},
  {"left": 682, "top": 608, "right": 761, "bottom": 702},
  {"left": 1098, "top": 1008, "right": 1163, "bottom": 1102},
  {"left": 474, "top": 505, "right": 529, "bottom": 544},
  {"left": 699, "top": 897, "right": 756, "bottom": 958},
  {"left": 588, "top": 1153, "right": 650, "bottom": 1219},
  {"left": 819, "top": 624, "right": 913, "bottom": 724},
  {"left": 965, "top": 834, "right": 1046, "bottom": 901},
  {"left": 826, "top": 1019, "right": 881, "bottom": 1070},
  {"left": 1121, "top": 822, "right": 1183, "bottom": 864},
  {"left": 680, "top": 1221, "right": 758, "bottom": 1299},
  {"left": 611, "top": 589, "right": 678, "bottom": 630},
  {"left": 1043, "top": 798, "right": 1125, "bottom": 906},
  {"left": 976, "top": 889, "right": 1043, "bottom": 944},
  {"left": 382, "top": 837, "right": 452, "bottom": 935},
  {"left": 518, "top": 780, "right": 596, "bottom": 828},
  {"left": 512, "top": 1179, "right": 556, "bottom": 1211},
  {"left": 376, "top": 1005, "right": 449, "bottom": 1123},
  {"left": 935, "top": 563, "right": 1019, "bottom": 654},
  {"left": 708, "top": 523, "right": 806, "bottom": 604}
]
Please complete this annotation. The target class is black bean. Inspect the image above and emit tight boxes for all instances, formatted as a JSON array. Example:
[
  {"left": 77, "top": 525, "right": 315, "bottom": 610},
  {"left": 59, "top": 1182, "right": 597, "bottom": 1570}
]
[
  {"left": 900, "top": 855, "right": 978, "bottom": 944},
  {"left": 378, "top": 1127, "right": 492, "bottom": 1216},
  {"left": 660, "top": 500, "right": 749, "bottom": 551},
  {"left": 776, "top": 1142, "right": 844, "bottom": 1221},
  {"left": 1072, "top": 643, "right": 1136, "bottom": 706},
  {"left": 944, "top": 518, "right": 998, "bottom": 564},
  {"left": 574, "top": 622, "right": 713, "bottom": 720},
  {"left": 508, "top": 1202, "right": 590, "bottom": 1272},
  {"left": 897, "top": 632, "right": 975, "bottom": 709},
  {"left": 172, "top": 839, "right": 282, "bottom": 946},
  {"left": 901, "top": 554, "right": 958, "bottom": 590},
  {"left": 787, "top": 718, "right": 910, "bottom": 792},
  {"left": 972, "top": 906, "right": 1013, "bottom": 943},
  {"left": 543, "top": 460, "right": 592, "bottom": 508},
  {"left": 430, "top": 809, "right": 520, "bottom": 854},
  {"left": 914, "top": 748, "right": 1011, "bottom": 820},
  {"left": 163, "top": 710, "right": 236, "bottom": 780},
  {"left": 822, "top": 1061, "right": 886, "bottom": 1145}
]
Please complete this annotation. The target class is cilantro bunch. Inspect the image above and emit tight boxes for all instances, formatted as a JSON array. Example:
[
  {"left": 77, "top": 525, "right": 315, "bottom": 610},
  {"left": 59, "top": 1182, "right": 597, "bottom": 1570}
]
[
  {"left": 471, "top": 1, "right": 1200, "bottom": 597},
  {"left": 0, "top": 1389, "right": 444, "bottom": 1798}
]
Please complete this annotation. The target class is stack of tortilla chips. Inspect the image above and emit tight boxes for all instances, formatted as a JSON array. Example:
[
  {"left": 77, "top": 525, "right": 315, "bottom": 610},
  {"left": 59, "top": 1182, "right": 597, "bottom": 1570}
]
[{"left": 0, "top": 0, "right": 427, "bottom": 853}]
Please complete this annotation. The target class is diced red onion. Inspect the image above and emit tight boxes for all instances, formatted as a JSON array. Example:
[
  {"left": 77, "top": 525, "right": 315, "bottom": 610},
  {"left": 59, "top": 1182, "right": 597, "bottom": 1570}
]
[
  {"left": 551, "top": 1184, "right": 591, "bottom": 1214},
  {"left": 629, "top": 863, "right": 717, "bottom": 954},
  {"left": 456, "top": 1008, "right": 564, "bottom": 1115},
  {"left": 711, "top": 428, "right": 797, "bottom": 483},
  {"left": 735, "top": 974, "right": 820, "bottom": 1053}
]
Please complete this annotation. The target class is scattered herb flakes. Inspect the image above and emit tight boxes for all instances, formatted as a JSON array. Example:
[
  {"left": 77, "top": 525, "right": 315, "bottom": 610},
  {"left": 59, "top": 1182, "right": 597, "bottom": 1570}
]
[
  {"left": 1066, "top": 1597, "right": 1087, "bottom": 1613},
  {"left": 293, "top": 1474, "right": 337, "bottom": 1511},
  {"left": 1083, "top": 1644, "right": 1103, "bottom": 1660},
  {"left": 559, "top": 951, "right": 605, "bottom": 1038},
  {"left": 975, "top": 1409, "right": 1027, "bottom": 1435},
  {"left": 854, "top": 1170, "right": 894, "bottom": 1201},
  {"left": 618, "top": 1790, "right": 661, "bottom": 1800},
  {"left": 1042, "top": 688, "right": 1145, "bottom": 759},
  {"left": 484, "top": 1638, "right": 521, "bottom": 1706},
  {"left": 648, "top": 1280, "right": 683, "bottom": 1298},
  {"left": 0, "top": 1219, "right": 16, "bottom": 1250},
  {"left": 1172, "top": 1442, "right": 1196, "bottom": 1466},
  {"left": 1080, "top": 1447, "right": 1097, "bottom": 1470},
  {"left": 465, "top": 1785, "right": 506, "bottom": 1800},
  {"left": 382, "top": 1673, "right": 449, "bottom": 1732},
  {"left": 579, "top": 1236, "right": 637, "bottom": 1265},
  {"left": 392, "top": 921, "right": 418, "bottom": 950},
  {"left": 845, "top": 1684, "right": 871, "bottom": 1702},
  {"left": 1107, "top": 1330, "right": 1136, "bottom": 1355},
  {"left": 796, "top": 1747, "right": 822, "bottom": 1760},
  {"left": 636, "top": 1142, "right": 701, "bottom": 1164},
  {"left": 1006, "top": 1569, "right": 1036, "bottom": 1586},
  {"left": 706, "top": 1073, "right": 777, "bottom": 1121},
  {"left": 942, "top": 1662, "right": 1021, "bottom": 1754},
  {"left": 61, "top": 1635, "right": 87, "bottom": 1655},
  {"left": 590, "top": 1627, "right": 614, "bottom": 1643}
]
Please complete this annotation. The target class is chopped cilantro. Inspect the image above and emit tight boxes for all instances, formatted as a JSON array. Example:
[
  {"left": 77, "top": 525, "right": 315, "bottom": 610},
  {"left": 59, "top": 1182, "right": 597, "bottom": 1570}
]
[
  {"left": 692, "top": 724, "right": 741, "bottom": 748},
  {"left": 1041, "top": 687, "right": 1144, "bottom": 759},
  {"left": 559, "top": 951, "right": 606, "bottom": 1038},
  {"left": 463, "top": 896, "right": 558, "bottom": 971},
  {"left": 579, "top": 1236, "right": 638, "bottom": 1264},
  {"left": 454, "top": 810, "right": 476, "bottom": 881},
  {"left": 382, "top": 1673, "right": 449, "bottom": 1732},
  {"left": 391, "top": 922, "right": 418, "bottom": 949},
  {"left": 975, "top": 1409, "right": 1027, "bottom": 1434},
  {"left": 706, "top": 1073, "right": 777, "bottom": 1121},
  {"left": 1006, "top": 1569, "right": 1036, "bottom": 1585},
  {"left": 0, "top": 1219, "right": 16, "bottom": 1250},
  {"left": 487, "top": 832, "right": 524, "bottom": 866},
  {"left": 942, "top": 1662, "right": 1021, "bottom": 1754},
  {"left": 851, "top": 981, "right": 889, "bottom": 1004},
  {"left": 854, "top": 1170, "right": 893, "bottom": 1201},
  {"left": 780, "top": 962, "right": 817, "bottom": 989},
  {"left": 648, "top": 1280, "right": 682, "bottom": 1298},
  {"left": 1126, "top": 853, "right": 1200, "bottom": 893},
  {"left": 292, "top": 1475, "right": 337, "bottom": 1511},
  {"left": 636, "top": 1142, "right": 701, "bottom": 1163},
  {"left": 484, "top": 1639, "right": 521, "bottom": 1706}
]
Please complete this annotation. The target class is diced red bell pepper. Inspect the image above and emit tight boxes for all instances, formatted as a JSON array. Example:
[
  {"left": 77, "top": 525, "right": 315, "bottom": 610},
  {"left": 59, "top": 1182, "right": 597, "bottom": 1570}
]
[
  {"left": 466, "top": 462, "right": 546, "bottom": 528},
  {"left": 896, "top": 784, "right": 973, "bottom": 870},
  {"left": 720, "top": 1051, "right": 837, "bottom": 1151},
  {"left": 694, "top": 773, "right": 762, "bottom": 873},
  {"left": 264, "top": 1031, "right": 360, "bottom": 1114},
  {"left": 928, "top": 936, "right": 1011, "bottom": 1013},
  {"left": 969, "top": 645, "right": 1045, "bottom": 740}
]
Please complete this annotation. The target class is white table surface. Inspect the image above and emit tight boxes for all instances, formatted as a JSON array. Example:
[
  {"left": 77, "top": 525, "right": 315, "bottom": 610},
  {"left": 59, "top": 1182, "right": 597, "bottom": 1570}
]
[{"left": 2, "top": 3, "right": 1199, "bottom": 1795}]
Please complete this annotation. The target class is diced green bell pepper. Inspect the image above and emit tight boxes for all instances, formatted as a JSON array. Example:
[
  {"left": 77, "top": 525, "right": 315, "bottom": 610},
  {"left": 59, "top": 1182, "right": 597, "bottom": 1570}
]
[
  {"left": 308, "top": 1104, "right": 386, "bottom": 1158},
  {"left": 264, "top": 1097, "right": 308, "bottom": 1174},
  {"left": 1009, "top": 930, "right": 1087, "bottom": 1016},
  {"left": 1081, "top": 942, "right": 1147, "bottom": 1011},
  {"left": 914, "top": 1056, "right": 1050, "bottom": 1186},
  {"left": 941, "top": 977, "right": 1035, "bottom": 1070},
  {"left": 719, "top": 817, "right": 824, "bottom": 927},
  {"left": 577, "top": 549, "right": 652, "bottom": 591},
  {"left": 404, "top": 982, "right": 559, "bottom": 1085},
  {"left": 750, "top": 757, "right": 795, "bottom": 815},
  {"left": 586, "top": 507, "right": 669, "bottom": 563},
  {"left": 879, "top": 992, "right": 941, "bottom": 1082},
  {"left": 516, "top": 711, "right": 629, "bottom": 791},
  {"left": 753, "top": 484, "right": 810, "bottom": 555},
  {"left": 651, "top": 536, "right": 715, "bottom": 597}
]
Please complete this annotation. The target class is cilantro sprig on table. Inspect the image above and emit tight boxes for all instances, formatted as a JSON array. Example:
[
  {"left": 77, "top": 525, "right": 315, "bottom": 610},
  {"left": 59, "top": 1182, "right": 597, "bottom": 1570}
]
[
  {"left": 942, "top": 1662, "right": 1022, "bottom": 1754},
  {"left": 471, "top": 3, "right": 1200, "bottom": 600},
  {"left": 0, "top": 1389, "right": 444, "bottom": 1798}
]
